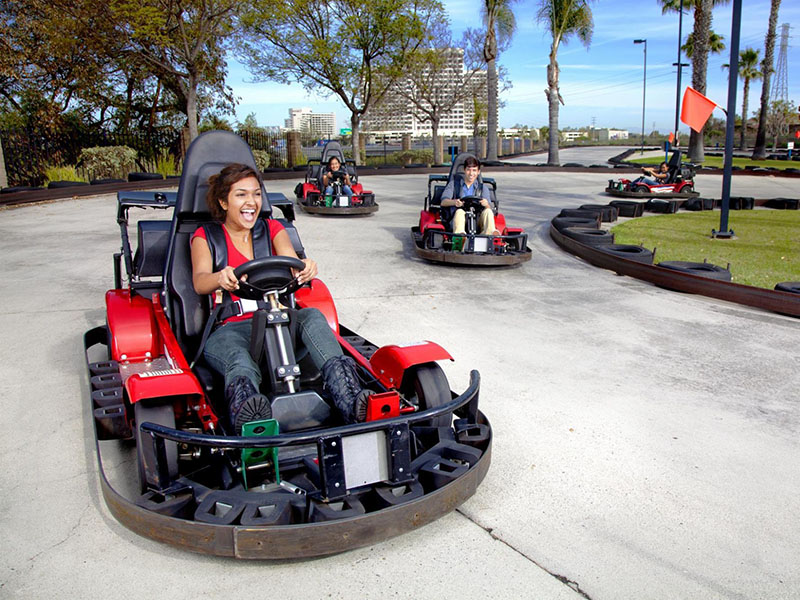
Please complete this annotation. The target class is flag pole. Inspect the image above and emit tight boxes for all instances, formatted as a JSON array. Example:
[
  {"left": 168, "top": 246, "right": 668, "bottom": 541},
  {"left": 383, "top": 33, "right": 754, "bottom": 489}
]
[{"left": 713, "top": 0, "right": 742, "bottom": 239}]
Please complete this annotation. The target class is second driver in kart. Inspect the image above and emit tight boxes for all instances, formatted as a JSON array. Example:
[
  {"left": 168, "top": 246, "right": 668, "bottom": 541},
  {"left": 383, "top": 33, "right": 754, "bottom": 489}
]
[
  {"left": 439, "top": 156, "right": 500, "bottom": 236},
  {"left": 191, "top": 163, "right": 369, "bottom": 432}
]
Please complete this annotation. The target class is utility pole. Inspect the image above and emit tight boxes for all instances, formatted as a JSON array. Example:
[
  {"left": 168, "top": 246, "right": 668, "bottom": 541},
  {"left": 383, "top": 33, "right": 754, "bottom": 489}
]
[
  {"left": 634, "top": 39, "right": 647, "bottom": 154},
  {"left": 674, "top": 0, "right": 685, "bottom": 146}
]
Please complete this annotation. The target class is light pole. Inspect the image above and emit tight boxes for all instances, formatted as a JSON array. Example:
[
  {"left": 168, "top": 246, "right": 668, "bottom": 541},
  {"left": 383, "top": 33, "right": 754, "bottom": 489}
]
[
  {"left": 673, "top": 0, "right": 685, "bottom": 146},
  {"left": 634, "top": 39, "right": 647, "bottom": 154}
]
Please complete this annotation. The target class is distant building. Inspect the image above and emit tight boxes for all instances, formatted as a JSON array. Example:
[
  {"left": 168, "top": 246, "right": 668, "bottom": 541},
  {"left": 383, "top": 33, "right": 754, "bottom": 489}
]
[
  {"left": 595, "top": 128, "right": 629, "bottom": 141},
  {"left": 561, "top": 130, "right": 590, "bottom": 142},
  {"left": 363, "top": 48, "right": 489, "bottom": 138},
  {"left": 284, "top": 108, "right": 337, "bottom": 138}
]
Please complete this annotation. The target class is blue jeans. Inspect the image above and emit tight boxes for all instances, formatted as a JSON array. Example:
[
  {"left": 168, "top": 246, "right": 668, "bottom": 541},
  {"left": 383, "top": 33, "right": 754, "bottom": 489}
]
[
  {"left": 204, "top": 307, "right": 342, "bottom": 389},
  {"left": 324, "top": 185, "right": 353, "bottom": 197}
]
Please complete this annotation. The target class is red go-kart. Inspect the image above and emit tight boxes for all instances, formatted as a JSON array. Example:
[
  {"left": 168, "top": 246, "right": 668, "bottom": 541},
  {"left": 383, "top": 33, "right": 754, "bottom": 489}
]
[
  {"left": 606, "top": 150, "right": 699, "bottom": 198},
  {"left": 84, "top": 131, "right": 490, "bottom": 559},
  {"left": 294, "top": 141, "right": 378, "bottom": 215},
  {"left": 411, "top": 152, "right": 532, "bottom": 266}
]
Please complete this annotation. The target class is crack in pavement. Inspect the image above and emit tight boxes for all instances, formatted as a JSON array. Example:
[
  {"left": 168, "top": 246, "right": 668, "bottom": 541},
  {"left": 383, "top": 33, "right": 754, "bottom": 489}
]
[{"left": 455, "top": 507, "right": 594, "bottom": 600}]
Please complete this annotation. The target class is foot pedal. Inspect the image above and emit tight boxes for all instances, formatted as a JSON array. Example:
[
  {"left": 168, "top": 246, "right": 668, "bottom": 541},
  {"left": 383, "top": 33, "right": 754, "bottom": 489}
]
[
  {"left": 365, "top": 391, "right": 400, "bottom": 421},
  {"left": 241, "top": 419, "right": 280, "bottom": 490}
]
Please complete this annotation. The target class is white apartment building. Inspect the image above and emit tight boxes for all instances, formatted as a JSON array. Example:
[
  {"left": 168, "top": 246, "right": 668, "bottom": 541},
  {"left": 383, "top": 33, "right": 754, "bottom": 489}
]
[
  {"left": 596, "top": 128, "right": 629, "bottom": 141},
  {"left": 284, "top": 108, "right": 337, "bottom": 138},
  {"left": 363, "top": 48, "right": 489, "bottom": 138}
]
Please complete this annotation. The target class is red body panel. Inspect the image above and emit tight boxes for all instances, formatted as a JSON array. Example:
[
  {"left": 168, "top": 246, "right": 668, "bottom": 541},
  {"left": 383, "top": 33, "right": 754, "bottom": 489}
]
[
  {"left": 301, "top": 183, "right": 317, "bottom": 198},
  {"left": 369, "top": 342, "right": 453, "bottom": 389},
  {"left": 419, "top": 210, "right": 441, "bottom": 232},
  {"left": 106, "top": 290, "right": 159, "bottom": 361},
  {"left": 295, "top": 279, "right": 339, "bottom": 334},
  {"left": 365, "top": 391, "right": 401, "bottom": 421},
  {"left": 494, "top": 214, "right": 507, "bottom": 233}
]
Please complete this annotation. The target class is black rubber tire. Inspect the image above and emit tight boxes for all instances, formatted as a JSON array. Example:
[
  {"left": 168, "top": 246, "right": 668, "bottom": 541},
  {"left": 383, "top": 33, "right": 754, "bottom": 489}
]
[
  {"left": 764, "top": 198, "right": 800, "bottom": 210},
  {"left": 634, "top": 185, "right": 650, "bottom": 194},
  {"left": 403, "top": 362, "right": 452, "bottom": 428},
  {"left": 0, "top": 186, "right": 41, "bottom": 194},
  {"left": 658, "top": 261, "right": 732, "bottom": 281},
  {"left": 47, "top": 180, "right": 89, "bottom": 188},
  {"left": 579, "top": 204, "right": 618, "bottom": 222},
  {"left": 558, "top": 208, "right": 603, "bottom": 220},
  {"left": 775, "top": 282, "right": 800, "bottom": 294},
  {"left": 608, "top": 200, "right": 644, "bottom": 218},
  {"left": 551, "top": 216, "right": 600, "bottom": 232},
  {"left": 135, "top": 402, "right": 179, "bottom": 493},
  {"left": 128, "top": 172, "right": 165, "bottom": 182},
  {"left": 561, "top": 227, "right": 615, "bottom": 246},
  {"left": 597, "top": 244, "right": 654, "bottom": 264},
  {"left": 91, "top": 178, "right": 126, "bottom": 185}
]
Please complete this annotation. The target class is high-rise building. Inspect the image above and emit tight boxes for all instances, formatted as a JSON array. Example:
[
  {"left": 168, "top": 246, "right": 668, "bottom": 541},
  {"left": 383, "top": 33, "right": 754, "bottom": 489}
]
[
  {"left": 284, "top": 108, "right": 337, "bottom": 138},
  {"left": 363, "top": 48, "right": 489, "bottom": 138}
]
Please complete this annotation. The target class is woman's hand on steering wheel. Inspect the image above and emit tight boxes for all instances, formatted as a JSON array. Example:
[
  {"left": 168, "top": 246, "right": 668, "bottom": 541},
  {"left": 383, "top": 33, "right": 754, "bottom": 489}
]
[
  {"left": 217, "top": 266, "right": 240, "bottom": 292},
  {"left": 294, "top": 258, "right": 317, "bottom": 284}
]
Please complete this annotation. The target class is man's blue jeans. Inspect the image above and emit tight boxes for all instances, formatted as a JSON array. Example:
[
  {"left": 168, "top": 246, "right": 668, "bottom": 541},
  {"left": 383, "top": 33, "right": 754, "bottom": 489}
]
[
  {"left": 324, "top": 185, "right": 353, "bottom": 197},
  {"left": 204, "top": 307, "right": 342, "bottom": 389}
]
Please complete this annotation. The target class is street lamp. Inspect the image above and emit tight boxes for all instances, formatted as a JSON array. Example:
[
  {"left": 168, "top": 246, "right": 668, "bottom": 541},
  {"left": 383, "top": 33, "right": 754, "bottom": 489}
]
[
  {"left": 673, "top": 0, "right": 686, "bottom": 146},
  {"left": 634, "top": 39, "right": 647, "bottom": 154}
]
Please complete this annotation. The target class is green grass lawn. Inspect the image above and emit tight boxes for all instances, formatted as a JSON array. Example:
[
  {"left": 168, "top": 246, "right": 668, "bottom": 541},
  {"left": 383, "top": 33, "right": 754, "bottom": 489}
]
[
  {"left": 611, "top": 209, "right": 800, "bottom": 289},
  {"left": 627, "top": 155, "right": 798, "bottom": 170}
]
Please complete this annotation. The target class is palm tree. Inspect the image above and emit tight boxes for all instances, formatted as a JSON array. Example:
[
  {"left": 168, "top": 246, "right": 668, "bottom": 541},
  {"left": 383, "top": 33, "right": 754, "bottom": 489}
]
[
  {"left": 537, "top": 0, "right": 594, "bottom": 166},
  {"left": 682, "top": 30, "right": 725, "bottom": 57},
  {"left": 482, "top": 0, "right": 517, "bottom": 162},
  {"left": 723, "top": 47, "right": 761, "bottom": 150},
  {"left": 659, "top": 0, "right": 729, "bottom": 163},
  {"left": 752, "top": 0, "right": 781, "bottom": 160}
]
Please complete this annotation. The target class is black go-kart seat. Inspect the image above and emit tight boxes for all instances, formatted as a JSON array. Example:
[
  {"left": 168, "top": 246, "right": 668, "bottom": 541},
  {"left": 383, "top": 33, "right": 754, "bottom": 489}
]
[
  {"left": 666, "top": 150, "right": 683, "bottom": 184},
  {"left": 163, "top": 131, "right": 275, "bottom": 360}
]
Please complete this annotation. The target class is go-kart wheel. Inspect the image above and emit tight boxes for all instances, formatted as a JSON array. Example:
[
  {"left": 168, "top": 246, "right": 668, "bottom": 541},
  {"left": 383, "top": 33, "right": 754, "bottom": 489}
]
[
  {"left": 135, "top": 402, "right": 178, "bottom": 493},
  {"left": 634, "top": 185, "right": 650, "bottom": 194},
  {"left": 234, "top": 256, "right": 306, "bottom": 300},
  {"left": 404, "top": 362, "right": 452, "bottom": 428}
]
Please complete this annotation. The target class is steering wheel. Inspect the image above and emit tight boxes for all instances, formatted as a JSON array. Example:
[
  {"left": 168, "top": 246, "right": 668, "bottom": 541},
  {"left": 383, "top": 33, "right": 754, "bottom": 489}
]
[
  {"left": 233, "top": 256, "right": 306, "bottom": 300},
  {"left": 459, "top": 195, "right": 485, "bottom": 213},
  {"left": 328, "top": 169, "right": 347, "bottom": 182}
]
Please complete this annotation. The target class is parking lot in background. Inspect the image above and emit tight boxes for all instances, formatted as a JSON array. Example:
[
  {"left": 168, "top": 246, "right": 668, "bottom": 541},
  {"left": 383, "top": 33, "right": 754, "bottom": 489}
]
[{"left": 1, "top": 167, "right": 797, "bottom": 599}]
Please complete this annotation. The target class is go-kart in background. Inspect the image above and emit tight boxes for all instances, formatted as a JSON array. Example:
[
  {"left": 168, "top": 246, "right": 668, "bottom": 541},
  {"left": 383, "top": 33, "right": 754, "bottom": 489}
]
[{"left": 1, "top": 168, "right": 798, "bottom": 599}]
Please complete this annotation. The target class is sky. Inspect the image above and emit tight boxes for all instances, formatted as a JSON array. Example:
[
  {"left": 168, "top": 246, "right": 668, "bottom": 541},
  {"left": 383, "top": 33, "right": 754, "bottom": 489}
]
[{"left": 227, "top": 0, "right": 800, "bottom": 138}]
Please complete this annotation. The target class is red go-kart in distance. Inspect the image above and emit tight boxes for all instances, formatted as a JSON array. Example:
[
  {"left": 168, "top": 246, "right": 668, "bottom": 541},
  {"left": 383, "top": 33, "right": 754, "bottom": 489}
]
[
  {"left": 294, "top": 140, "right": 378, "bottom": 215},
  {"left": 606, "top": 150, "right": 700, "bottom": 199},
  {"left": 411, "top": 152, "right": 532, "bottom": 266},
  {"left": 84, "top": 130, "right": 490, "bottom": 559}
]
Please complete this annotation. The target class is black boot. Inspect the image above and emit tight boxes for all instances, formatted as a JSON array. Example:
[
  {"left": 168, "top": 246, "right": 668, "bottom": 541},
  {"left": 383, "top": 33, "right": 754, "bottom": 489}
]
[
  {"left": 321, "top": 356, "right": 371, "bottom": 424},
  {"left": 226, "top": 376, "right": 272, "bottom": 434}
]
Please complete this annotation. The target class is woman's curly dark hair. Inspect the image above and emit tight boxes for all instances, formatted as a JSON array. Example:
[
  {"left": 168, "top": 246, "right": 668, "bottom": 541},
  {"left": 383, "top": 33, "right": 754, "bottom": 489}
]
[{"left": 206, "top": 163, "right": 263, "bottom": 221}]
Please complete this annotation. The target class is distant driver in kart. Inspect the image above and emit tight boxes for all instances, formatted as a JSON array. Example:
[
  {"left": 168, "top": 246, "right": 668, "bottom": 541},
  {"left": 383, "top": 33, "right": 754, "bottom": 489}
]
[
  {"left": 191, "top": 163, "right": 369, "bottom": 432},
  {"left": 440, "top": 156, "right": 499, "bottom": 236},
  {"left": 637, "top": 162, "right": 669, "bottom": 186},
  {"left": 321, "top": 156, "right": 353, "bottom": 199}
]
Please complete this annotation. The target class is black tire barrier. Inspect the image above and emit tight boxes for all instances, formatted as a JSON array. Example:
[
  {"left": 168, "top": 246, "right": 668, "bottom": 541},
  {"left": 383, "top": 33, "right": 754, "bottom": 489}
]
[
  {"left": 775, "top": 282, "right": 800, "bottom": 294},
  {"left": 683, "top": 198, "right": 704, "bottom": 211},
  {"left": 608, "top": 200, "right": 644, "bottom": 218},
  {"left": 558, "top": 208, "right": 603, "bottom": 220},
  {"left": 561, "top": 227, "right": 615, "bottom": 246},
  {"left": 1, "top": 186, "right": 41, "bottom": 194},
  {"left": 91, "top": 178, "right": 126, "bottom": 185},
  {"left": 644, "top": 199, "right": 679, "bottom": 214},
  {"left": 47, "top": 180, "right": 90, "bottom": 189},
  {"left": 658, "top": 261, "right": 732, "bottom": 281},
  {"left": 579, "top": 204, "right": 619, "bottom": 222},
  {"left": 764, "top": 198, "right": 799, "bottom": 210},
  {"left": 728, "top": 196, "right": 754, "bottom": 210},
  {"left": 551, "top": 216, "right": 600, "bottom": 232},
  {"left": 596, "top": 244, "right": 654, "bottom": 264},
  {"left": 128, "top": 172, "right": 165, "bottom": 182},
  {"left": 562, "top": 162, "right": 585, "bottom": 168}
]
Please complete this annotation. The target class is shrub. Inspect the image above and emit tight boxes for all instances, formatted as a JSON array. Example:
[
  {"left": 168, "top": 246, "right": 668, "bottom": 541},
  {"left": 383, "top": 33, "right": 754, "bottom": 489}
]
[
  {"left": 79, "top": 146, "right": 138, "bottom": 180},
  {"left": 252, "top": 149, "right": 270, "bottom": 171},
  {"left": 43, "top": 165, "right": 86, "bottom": 185},
  {"left": 154, "top": 149, "right": 180, "bottom": 177}
]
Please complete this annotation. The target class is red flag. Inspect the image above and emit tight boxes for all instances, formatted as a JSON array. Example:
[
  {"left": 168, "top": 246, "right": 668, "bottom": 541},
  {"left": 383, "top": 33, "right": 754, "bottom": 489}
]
[
  {"left": 668, "top": 132, "right": 675, "bottom": 144},
  {"left": 681, "top": 87, "right": 717, "bottom": 132}
]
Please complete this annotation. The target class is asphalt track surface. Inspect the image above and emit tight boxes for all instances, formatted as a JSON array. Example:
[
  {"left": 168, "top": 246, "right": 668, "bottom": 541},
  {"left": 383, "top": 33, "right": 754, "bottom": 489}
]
[{"left": 1, "top": 165, "right": 798, "bottom": 599}]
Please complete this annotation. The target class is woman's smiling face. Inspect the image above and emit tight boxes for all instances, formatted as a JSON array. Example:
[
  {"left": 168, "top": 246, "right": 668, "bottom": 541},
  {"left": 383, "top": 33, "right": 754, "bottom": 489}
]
[{"left": 220, "top": 175, "right": 262, "bottom": 230}]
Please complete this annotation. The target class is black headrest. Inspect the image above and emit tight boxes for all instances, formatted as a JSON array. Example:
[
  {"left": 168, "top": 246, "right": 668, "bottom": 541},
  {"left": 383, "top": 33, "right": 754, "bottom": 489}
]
[
  {"left": 668, "top": 150, "right": 682, "bottom": 168},
  {"left": 175, "top": 130, "right": 272, "bottom": 220},
  {"left": 320, "top": 141, "right": 346, "bottom": 166}
]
